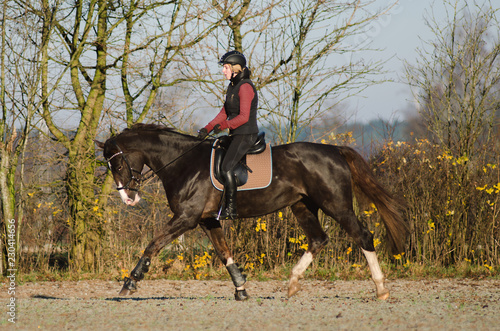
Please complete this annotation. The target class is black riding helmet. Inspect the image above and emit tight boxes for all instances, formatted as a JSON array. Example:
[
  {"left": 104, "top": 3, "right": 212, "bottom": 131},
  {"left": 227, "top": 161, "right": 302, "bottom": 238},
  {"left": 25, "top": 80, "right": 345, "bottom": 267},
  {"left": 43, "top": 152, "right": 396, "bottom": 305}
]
[{"left": 218, "top": 50, "right": 246, "bottom": 67}]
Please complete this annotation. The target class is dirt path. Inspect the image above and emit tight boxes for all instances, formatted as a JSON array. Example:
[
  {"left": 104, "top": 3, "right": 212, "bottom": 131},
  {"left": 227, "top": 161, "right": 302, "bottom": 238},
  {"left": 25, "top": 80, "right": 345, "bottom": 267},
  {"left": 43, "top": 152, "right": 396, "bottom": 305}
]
[{"left": 2, "top": 278, "right": 499, "bottom": 330}]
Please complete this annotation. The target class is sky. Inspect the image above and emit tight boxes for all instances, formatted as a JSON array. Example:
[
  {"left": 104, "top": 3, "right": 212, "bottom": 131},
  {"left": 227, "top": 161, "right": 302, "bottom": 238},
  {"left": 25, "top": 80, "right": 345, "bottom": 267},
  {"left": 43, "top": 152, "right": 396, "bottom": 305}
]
[
  {"left": 46, "top": 0, "right": 482, "bottom": 129},
  {"left": 343, "top": 0, "right": 448, "bottom": 123},
  {"left": 195, "top": 1, "right": 450, "bottom": 128}
]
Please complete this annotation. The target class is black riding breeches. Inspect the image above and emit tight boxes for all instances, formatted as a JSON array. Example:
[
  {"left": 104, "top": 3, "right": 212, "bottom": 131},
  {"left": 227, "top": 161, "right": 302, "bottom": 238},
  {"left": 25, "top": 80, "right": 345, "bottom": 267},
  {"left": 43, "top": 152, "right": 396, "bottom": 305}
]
[{"left": 221, "top": 133, "right": 258, "bottom": 173}]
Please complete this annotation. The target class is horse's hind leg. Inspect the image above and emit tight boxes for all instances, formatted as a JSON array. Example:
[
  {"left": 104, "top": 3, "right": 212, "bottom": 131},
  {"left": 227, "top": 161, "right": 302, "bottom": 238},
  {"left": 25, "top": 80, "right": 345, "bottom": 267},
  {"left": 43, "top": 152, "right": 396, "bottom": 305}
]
[
  {"left": 332, "top": 209, "right": 389, "bottom": 300},
  {"left": 288, "top": 200, "right": 329, "bottom": 297},
  {"left": 199, "top": 218, "right": 249, "bottom": 301},
  {"left": 361, "top": 248, "right": 389, "bottom": 300}
]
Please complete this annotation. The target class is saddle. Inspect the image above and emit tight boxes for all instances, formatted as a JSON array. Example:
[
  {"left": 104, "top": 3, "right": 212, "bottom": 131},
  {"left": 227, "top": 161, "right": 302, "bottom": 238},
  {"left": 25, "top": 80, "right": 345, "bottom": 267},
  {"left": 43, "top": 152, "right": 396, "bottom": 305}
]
[{"left": 211, "top": 132, "right": 272, "bottom": 191}]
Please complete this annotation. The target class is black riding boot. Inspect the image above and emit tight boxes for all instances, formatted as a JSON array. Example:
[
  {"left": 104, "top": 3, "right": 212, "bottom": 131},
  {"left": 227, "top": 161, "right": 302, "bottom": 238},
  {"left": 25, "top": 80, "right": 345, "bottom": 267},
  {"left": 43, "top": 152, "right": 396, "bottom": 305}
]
[{"left": 218, "top": 170, "right": 238, "bottom": 220}]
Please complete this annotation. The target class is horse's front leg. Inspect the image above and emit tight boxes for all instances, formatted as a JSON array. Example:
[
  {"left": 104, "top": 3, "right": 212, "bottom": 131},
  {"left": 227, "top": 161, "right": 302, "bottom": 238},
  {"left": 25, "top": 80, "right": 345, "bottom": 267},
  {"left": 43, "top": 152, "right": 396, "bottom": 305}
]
[
  {"left": 119, "top": 214, "right": 198, "bottom": 296},
  {"left": 119, "top": 255, "right": 152, "bottom": 296},
  {"left": 199, "top": 218, "right": 249, "bottom": 301}
]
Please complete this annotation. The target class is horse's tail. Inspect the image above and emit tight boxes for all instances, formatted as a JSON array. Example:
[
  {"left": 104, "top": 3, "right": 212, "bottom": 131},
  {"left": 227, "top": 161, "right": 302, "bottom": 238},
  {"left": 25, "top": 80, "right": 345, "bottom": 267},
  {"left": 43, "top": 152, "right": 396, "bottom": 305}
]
[{"left": 338, "top": 146, "right": 409, "bottom": 254}]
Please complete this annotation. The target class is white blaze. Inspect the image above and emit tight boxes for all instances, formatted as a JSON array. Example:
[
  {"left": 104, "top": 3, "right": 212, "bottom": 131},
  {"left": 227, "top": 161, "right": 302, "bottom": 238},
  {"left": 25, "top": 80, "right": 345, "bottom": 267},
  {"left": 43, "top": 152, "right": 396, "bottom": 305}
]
[{"left": 117, "top": 182, "right": 141, "bottom": 206}]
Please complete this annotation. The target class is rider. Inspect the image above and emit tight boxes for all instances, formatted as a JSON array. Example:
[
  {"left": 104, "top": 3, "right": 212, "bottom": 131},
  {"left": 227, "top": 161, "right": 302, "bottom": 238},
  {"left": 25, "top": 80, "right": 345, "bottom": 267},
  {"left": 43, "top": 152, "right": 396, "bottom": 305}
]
[{"left": 198, "top": 50, "right": 259, "bottom": 220}]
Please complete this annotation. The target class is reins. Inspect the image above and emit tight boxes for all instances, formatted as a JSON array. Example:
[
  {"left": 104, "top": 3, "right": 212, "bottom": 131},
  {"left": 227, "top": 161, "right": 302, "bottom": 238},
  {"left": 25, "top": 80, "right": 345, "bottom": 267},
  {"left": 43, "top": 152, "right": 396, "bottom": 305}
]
[
  {"left": 140, "top": 136, "right": 210, "bottom": 182},
  {"left": 106, "top": 134, "right": 213, "bottom": 190}
]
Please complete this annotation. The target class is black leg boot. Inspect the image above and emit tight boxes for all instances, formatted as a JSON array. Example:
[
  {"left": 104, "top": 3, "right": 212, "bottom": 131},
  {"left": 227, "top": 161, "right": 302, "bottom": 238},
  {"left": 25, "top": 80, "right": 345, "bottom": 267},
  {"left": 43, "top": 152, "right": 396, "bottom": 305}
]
[{"left": 218, "top": 170, "right": 238, "bottom": 220}]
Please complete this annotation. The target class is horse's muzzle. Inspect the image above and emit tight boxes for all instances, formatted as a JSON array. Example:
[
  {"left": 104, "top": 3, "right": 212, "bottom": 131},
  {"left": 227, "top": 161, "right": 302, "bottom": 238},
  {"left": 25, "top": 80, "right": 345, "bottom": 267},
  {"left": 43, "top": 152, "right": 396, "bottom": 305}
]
[{"left": 117, "top": 182, "right": 141, "bottom": 206}]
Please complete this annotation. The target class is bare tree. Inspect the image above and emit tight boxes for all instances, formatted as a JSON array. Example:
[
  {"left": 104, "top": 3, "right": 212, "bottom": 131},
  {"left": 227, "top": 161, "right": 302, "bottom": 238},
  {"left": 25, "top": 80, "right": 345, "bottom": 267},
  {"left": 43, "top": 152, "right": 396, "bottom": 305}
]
[
  {"left": 185, "top": 0, "right": 393, "bottom": 143},
  {"left": 404, "top": 0, "right": 500, "bottom": 159},
  {"left": 13, "top": 0, "right": 226, "bottom": 271},
  {"left": 0, "top": 0, "right": 58, "bottom": 274}
]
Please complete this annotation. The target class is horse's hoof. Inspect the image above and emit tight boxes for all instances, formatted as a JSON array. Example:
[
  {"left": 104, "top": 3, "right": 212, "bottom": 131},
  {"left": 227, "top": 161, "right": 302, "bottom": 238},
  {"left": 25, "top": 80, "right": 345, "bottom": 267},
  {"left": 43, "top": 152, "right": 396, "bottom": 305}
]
[
  {"left": 377, "top": 288, "right": 390, "bottom": 300},
  {"left": 288, "top": 278, "right": 301, "bottom": 297},
  {"left": 234, "top": 289, "right": 249, "bottom": 301},
  {"left": 119, "top": 287, "right": 132, "bottom": 296},
  {"left": 119, "top": 277, "right": 137, "bottom": 296}
]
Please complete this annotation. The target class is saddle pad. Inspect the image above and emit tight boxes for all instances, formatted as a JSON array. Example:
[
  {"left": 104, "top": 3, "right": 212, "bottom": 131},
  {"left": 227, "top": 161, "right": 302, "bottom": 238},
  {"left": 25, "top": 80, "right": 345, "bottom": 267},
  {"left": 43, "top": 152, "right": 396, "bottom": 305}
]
[{"left": 210, "top": 144, "right": 273, "bottom": 191}]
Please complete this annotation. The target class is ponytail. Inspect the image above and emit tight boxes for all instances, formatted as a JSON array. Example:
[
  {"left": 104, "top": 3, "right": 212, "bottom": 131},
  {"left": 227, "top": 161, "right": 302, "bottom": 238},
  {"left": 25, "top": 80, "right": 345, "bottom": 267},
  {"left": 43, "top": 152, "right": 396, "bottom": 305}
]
[{"left": 230, "top": 67, "right": 251, "bottom": 85}]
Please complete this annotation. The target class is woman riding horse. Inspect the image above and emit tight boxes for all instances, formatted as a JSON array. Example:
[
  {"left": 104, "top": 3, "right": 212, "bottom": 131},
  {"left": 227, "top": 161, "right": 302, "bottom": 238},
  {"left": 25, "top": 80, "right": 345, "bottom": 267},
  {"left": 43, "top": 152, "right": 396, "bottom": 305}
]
[
  {"left": 197, "top": 50, "right": 259, "bottom": 220},
  {"left": 96, "top": 123, "right": 409, "bottom": 300}
]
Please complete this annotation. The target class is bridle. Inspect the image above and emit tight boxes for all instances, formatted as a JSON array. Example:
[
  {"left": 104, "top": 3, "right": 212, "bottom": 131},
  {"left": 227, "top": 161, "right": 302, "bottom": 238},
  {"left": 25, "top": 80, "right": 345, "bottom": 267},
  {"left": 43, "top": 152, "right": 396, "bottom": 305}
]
[
  {"left": 105, "top": 136, "right": 210, "bottom": 193},
  {"left": 105, "top": 142, "right": 142, "bottom": 192}
]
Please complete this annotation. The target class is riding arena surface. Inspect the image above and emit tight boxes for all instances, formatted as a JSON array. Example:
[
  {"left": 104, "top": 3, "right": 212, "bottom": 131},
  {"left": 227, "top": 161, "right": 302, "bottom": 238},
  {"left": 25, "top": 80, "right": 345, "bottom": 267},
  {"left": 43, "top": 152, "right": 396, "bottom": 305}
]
[{"left": 2, "top": 278, "right": 499, "bottom": 330}]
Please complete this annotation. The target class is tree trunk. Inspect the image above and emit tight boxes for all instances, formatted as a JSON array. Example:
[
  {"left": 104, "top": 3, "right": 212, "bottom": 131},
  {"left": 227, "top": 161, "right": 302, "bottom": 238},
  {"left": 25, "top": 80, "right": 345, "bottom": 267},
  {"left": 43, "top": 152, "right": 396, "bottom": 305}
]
[
  {"left": 66, "top": 149, "right": 99, "bottom": 271},
  {"left": 0, "top": 152, "right": 17, "bottom": 274}
]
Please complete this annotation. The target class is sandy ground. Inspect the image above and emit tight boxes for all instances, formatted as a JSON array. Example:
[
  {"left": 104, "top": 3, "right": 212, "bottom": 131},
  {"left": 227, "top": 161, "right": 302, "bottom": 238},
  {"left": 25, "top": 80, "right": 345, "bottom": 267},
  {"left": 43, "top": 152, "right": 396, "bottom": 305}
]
[{"left": 1, "top": 278, "right": 499, "bottom": 330}]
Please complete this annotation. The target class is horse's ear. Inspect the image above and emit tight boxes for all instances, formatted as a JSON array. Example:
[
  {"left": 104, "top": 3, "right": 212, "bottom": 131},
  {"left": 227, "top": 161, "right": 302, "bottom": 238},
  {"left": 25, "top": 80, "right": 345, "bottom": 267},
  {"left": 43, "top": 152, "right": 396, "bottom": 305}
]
[
  {"left": 111, "top": 127, "right": 118, "bottom": 136},
  {"left": 94, "top": 140, "right": 105, "bottom": 149}
]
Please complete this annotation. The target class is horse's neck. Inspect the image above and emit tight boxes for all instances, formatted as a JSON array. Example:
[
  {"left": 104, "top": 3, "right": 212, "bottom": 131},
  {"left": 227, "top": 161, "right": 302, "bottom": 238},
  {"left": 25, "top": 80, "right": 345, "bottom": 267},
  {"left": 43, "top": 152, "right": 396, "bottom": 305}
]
[{"left": 141, "top": 133, "right": 201, "bottom": 169}]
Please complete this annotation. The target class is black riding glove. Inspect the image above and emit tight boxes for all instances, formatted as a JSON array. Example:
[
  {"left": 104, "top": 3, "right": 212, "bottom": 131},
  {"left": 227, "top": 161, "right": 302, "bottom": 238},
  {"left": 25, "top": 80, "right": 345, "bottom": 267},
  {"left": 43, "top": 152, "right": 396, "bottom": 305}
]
[
  {"left": 197, "top": 128, "right": 208, "bottom": 139},
  {"left": 213, "top": 124, "right": 222, "bottom": 135}
]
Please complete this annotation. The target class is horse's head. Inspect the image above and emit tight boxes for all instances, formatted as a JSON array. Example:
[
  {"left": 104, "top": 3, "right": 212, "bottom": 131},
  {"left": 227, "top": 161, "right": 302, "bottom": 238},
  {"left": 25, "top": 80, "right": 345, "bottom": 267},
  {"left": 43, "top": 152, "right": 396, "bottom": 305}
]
[{"left": 95, "top": 138, "right": 144, "bottom": 206}]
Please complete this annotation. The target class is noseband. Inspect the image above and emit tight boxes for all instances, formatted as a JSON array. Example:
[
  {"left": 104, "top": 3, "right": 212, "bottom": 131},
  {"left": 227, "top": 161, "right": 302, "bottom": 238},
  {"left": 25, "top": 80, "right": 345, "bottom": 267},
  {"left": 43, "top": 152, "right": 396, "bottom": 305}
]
[{"left": 106, "top": 142, "right": 142, "bottom": 192}]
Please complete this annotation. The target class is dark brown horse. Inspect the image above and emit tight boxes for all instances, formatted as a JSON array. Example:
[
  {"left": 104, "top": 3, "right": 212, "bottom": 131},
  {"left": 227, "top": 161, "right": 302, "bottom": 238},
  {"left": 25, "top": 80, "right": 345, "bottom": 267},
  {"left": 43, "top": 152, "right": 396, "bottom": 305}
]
[{"left": 95, "top": 123, "right": 409, "bottom": 300}]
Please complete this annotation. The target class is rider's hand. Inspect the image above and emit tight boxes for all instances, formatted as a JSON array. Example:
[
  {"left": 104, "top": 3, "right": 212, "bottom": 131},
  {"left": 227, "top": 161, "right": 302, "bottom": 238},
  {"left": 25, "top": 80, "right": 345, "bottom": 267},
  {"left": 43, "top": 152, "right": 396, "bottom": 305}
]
[
  {"left": 197, "top": 128, "right": 209, "bottom": 139},
  {"left": 213, "top": 124, "right": 222, "bottom": 134}
]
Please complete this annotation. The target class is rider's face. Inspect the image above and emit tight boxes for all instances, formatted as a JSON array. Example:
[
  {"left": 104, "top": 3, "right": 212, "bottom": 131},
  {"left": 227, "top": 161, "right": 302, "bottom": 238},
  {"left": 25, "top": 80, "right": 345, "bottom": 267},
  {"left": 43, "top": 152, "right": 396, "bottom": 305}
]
[{"left": 222, "top": 64, "right": 233, "bottom": 80}]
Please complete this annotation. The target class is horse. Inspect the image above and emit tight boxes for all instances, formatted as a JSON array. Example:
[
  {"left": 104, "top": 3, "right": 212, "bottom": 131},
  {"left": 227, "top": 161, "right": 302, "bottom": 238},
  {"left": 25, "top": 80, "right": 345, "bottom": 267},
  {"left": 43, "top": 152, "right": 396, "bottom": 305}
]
[{"left": 95, "top": 123, "right": 409, "bottom": 300}]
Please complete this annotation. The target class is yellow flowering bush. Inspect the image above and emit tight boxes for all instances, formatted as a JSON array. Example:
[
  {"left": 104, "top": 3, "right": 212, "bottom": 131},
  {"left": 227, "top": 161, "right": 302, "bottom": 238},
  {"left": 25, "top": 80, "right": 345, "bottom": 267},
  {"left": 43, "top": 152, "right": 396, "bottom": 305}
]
[{"left": 373, "top": 136, "right": 499, "bottom": 268}]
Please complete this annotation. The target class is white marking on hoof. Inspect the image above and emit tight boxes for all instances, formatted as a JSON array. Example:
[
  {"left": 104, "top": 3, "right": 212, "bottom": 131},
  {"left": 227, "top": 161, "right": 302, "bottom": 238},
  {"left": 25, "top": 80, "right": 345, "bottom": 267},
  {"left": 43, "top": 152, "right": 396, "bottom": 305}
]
[
  {"left": 118, "top": 285, "right": 134, "bottom": 296},
  {"left": 288, "top": 276, "right": 301, "bottom": 297},
  {"left": 361, "top": 248, "right": 390, "bottom": 300},
  {"left": 376, "top": 285, "right": 390, "bottom": 300},
  {"left": 288, "top": 252, "right": 313, "bottom": 297}
]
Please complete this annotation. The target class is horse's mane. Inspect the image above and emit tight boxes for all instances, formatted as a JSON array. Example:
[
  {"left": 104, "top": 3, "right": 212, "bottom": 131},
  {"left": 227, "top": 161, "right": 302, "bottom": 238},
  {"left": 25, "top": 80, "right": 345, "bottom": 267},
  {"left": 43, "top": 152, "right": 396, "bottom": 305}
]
[
  {"left": 124, "top": 123, "right": 175, "bottom": 133},
  {"left": 119, "top": 123, "right": 198, "bottom": 140}
]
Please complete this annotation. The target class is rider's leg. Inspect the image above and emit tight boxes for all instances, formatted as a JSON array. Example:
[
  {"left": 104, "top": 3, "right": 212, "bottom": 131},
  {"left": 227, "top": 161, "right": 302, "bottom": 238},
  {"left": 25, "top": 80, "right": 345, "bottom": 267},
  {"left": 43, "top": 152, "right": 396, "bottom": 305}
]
[
  {"left": 219, "top": 170, "right": 238, "bottom": 219},
  {"left": 218, "top": 133, "right": 258, "bottom": 220}
]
